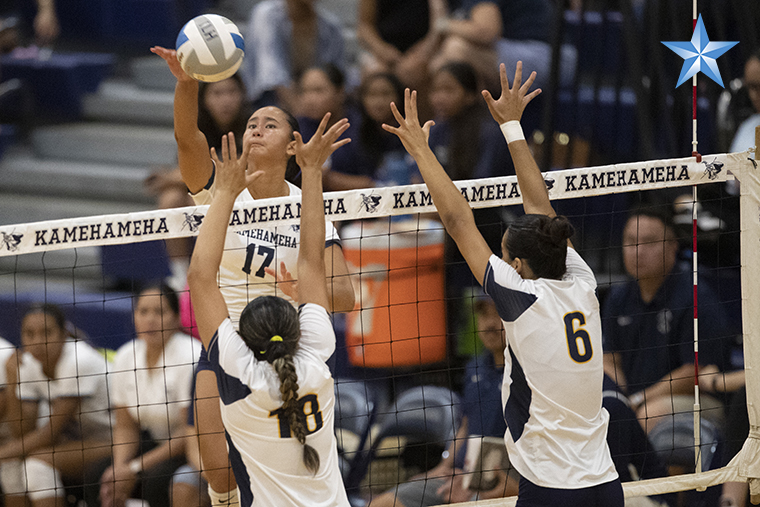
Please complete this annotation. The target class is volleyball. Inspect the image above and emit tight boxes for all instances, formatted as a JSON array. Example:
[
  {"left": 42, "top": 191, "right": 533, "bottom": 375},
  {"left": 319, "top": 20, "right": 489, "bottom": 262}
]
[{"left": 176, "top": 14, "right": 245, "bottom": 83}]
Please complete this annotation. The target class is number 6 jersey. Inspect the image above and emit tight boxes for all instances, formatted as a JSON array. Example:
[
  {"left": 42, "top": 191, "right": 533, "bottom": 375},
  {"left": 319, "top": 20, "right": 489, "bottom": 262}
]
[
  {"left": 484, "top": 248, "right": 618, "bottom": 489},
  {"left": 193, "top": 180, "right": 341, "bottom": 324},
  {"left": 208, "top": 303, "right": 349, "bottom": 507}
]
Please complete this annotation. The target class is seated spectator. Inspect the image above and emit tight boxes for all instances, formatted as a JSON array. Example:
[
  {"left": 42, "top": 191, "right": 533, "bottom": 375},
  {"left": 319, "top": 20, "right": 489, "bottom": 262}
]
[
  {"left": 368, "top": 296, "right": 517, "bottom": 507},
  {"left": 431, "top": 0, "right": 574, "bottom": 91},
  {"left": 240, "top": 0, "right": 345, "bottom": 110},
  {"left": 0, "top": 304, "right": 111, "bottom": 507},
  {"left": 295, "top": 64, "right": 358, "bottom": 142},
  {"left": 730, "top": 49, "right": 760, "bottom": 156},
  {"left": 87, "top": 285, "right": 200, "bottom": 507},
  {"left": 428, "top": 61, "right": 511, "bottom": 182},
  {"left": 323, "top": 72, "right": 417, "bottom": 190},
  {"left": 602, "top": 207, "right": 729, "bottom": 433},
  {"left": 357, "top": 0, "right": 447, "bottom": 89}
]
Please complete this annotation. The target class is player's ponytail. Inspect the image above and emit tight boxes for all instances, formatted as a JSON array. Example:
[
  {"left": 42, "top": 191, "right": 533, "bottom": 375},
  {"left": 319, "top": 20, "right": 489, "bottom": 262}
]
[
  {"left": 272, "top": 355, "right": 320, "bottom": 475},
  {"left": 238, "top": 296, "right": 320, "bottom": 474},
  {"left": 505, "top": 214, "right": 575, "bottom": 279}
]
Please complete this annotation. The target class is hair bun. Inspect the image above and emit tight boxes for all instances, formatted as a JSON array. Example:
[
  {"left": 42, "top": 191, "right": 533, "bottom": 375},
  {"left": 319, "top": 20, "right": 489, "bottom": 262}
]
[{"left": 547, "top": 216, "right": 575, "bottom": 246}]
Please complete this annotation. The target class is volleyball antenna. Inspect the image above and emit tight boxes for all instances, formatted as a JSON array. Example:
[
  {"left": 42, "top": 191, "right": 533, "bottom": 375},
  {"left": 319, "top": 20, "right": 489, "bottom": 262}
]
[{"left": 690, "top": 0, "right": 704, "bottom": 482}]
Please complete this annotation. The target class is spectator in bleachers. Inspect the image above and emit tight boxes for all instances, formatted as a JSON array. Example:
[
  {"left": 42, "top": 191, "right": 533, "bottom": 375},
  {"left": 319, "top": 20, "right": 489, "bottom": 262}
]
[
  {"left": 602, "top": 207, "right": 729, "bottom": 433},
  {"left": 368, "top": 295, "right": 516, "bottom": 507},
  {"left": 357, "top": 0, "right": 447, "bottom": 89},
  {"left": 430, "top": 0, "right": 561, "bottom": 91},
  {"left": 89, "top": 285, "right": 200, "bottom": 507},
  {"left": 730, "top": 49, "right": 760, "bottom": 155},
  {"left": 428, "top": 61, "right": 511, "bottom": 182},
  {"left": 295, "top": 64, "right": 357, "bottom": 142},
  {"left": 323, "top": 72, "right": 417, "bottom": 190},
  {"left": 0, "top": 304, "right": 111, "bottom": 507},
  {"left": 240, "top": 0, "right": 345, "bottom": 111},
  {"left": 0, "top": 0, "right": 58, "bottom": 51}
]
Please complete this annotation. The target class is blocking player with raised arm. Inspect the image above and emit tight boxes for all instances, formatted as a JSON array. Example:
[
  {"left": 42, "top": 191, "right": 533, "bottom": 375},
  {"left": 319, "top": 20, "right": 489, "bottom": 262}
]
[
  {"left": 187, "top": 116, "right": 352, "bottom": 506},
  {"left": 383, "top": 62, "right": 622, "bottom": 506}
]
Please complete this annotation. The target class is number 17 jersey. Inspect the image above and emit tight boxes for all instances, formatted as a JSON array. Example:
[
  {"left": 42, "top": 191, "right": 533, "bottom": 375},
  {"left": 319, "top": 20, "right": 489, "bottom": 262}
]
[
  {"left": 484, "top": 248, "right": 618, "bottom": 489},
  {"left": 193, "top": 181, "right": 340, "bottom": 324}
]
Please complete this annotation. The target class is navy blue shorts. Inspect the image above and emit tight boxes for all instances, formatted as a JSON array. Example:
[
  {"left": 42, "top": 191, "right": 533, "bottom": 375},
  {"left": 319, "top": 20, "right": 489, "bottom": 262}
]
[{"left": 516, "top": 477, "right": 624, "bottom": 507}]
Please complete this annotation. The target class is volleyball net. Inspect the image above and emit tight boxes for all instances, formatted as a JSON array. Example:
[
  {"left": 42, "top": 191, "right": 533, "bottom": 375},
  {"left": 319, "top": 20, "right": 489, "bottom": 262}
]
[{"left": 0, "top": 149, "right": 757, "bottom": 504}]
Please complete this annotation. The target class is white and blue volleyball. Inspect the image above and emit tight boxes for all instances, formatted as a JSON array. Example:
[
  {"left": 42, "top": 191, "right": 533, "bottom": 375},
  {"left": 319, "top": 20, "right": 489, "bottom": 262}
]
[{"left": 176, "top": 14, "right": 244, "bottom": 82}]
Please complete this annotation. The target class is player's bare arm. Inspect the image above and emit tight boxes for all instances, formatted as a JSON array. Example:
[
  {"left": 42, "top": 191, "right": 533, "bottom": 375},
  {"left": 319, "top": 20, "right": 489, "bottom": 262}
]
[
  {"left": 295, "top": 113, "right": 351, "bottom": 311},
  {"left": 482, "top": 62, "right": 549, "bottom": 217},
  {"left": 151, "top": 46, "right": 213, "bottom": 193},
  {"left": 188, "top": 134, "right": 259, "bottom": 347},
  {"left": 383, "top": 89, "right": 492, "bottom": 285}
]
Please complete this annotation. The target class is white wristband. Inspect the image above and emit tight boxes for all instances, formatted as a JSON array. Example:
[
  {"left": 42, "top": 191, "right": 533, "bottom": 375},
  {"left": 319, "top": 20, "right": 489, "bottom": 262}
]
[
  {"left": 500, "top": 121, "right": 525, "bottom": 144},
  {"left": 128, "top": 459, "right": 143, "bottom": 475}
]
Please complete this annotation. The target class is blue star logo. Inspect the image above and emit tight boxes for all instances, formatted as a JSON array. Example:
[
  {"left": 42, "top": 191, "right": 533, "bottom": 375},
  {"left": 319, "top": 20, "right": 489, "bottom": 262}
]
[{"left": 661, "top": 14, "right": 738, "bottom": 88}]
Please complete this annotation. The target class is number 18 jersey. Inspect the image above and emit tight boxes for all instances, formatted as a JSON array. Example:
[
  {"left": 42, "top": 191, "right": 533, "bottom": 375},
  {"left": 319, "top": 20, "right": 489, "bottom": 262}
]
[
  {"left": 484, "top": 248, "right": 618, "bottom": 489},
  {"left": 208, "top": 303, "right": 349, "bottom": 507},
  {"left": 193, "top": 181, "right": 339, "bottom": 324}
]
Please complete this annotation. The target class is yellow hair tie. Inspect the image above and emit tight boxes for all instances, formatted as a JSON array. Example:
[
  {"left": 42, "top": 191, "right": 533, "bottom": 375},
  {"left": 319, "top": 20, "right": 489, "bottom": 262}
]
[{"left": 260, "top": 335, "right": 283, "bottom": 355}]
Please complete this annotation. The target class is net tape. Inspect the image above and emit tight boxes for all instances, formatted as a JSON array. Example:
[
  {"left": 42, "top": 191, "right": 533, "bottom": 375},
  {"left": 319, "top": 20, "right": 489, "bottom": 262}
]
[{"left": 0, "top": 152, "right": 751, "bottom": 257}]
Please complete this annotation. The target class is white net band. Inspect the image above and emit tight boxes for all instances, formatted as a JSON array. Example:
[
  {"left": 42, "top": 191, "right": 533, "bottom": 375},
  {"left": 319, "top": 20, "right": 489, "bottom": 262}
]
[{"left": 0, "top": 152, "right": 750, "bottom": 257}]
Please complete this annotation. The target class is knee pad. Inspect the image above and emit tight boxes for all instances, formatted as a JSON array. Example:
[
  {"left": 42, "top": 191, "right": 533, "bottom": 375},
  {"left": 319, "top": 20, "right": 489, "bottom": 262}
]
[
  {"left": 0, "top": 459, "right": 27, "bottom": 496},
  {"left": 24, "top": 458, "right": 64, "bottom": 500},
  {"left": 208, "top": 486, "right": 240, "bottom": 507}
]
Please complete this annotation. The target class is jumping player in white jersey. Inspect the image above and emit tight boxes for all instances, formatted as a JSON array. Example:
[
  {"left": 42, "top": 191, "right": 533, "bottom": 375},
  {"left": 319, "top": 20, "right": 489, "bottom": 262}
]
[
  {"left": 153, "top": 46, "right": 356, "bottom": 507},
  {"left": 188, "top": 114, "right": 352, "bottom": 506},
  {"left": 384, "top": 63, "right": 623, "bottom": 506}
]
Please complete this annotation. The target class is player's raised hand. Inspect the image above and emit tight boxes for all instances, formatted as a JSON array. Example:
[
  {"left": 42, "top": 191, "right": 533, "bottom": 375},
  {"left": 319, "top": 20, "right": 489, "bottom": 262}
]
[
  {"left": 482, "top": 62, "right": 541, "bottom": 125},
  {"left": 150, "top": 46, "right": 195, "bottom": 82},
  {"left": 294, "top": 112, "right": 351, "bottom": 172},
  {"left": 210, "top": 133, "right": 261, "bottom": 197},
  {"left": 382, "top": 89, "right": 435, "bottom": 159},
  {"left": 265, "top": 261, "right": 299, "bottom": 302}
]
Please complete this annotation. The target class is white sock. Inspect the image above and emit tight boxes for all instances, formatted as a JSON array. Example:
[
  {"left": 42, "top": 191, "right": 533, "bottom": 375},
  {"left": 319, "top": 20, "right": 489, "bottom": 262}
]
[{"left": 208, "top": 486, "right": 240, "bottom": 507}]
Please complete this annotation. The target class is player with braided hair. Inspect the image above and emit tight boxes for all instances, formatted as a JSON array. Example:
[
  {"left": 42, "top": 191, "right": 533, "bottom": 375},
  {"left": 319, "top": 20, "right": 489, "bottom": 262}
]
[{"left": 188, "top": 112, "right": 351, "bottom": 506}]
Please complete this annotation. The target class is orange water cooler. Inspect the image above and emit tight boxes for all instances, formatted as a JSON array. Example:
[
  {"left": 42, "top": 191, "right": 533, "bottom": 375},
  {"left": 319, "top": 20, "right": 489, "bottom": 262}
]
[{"left": 341, "top": 219, "right": 446, "bottom": 368}]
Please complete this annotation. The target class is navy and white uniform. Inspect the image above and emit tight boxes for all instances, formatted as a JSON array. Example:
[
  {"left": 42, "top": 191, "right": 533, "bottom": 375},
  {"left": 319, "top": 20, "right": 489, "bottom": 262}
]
[
  {"left": 483, "top": 248, "right": 618, "bottom": 489},
  {"left": 193, "top": 179, "right": 341, "bottom": 323},
  {"left": 208, "top": 303, "right": 349, "bottom": 507}
]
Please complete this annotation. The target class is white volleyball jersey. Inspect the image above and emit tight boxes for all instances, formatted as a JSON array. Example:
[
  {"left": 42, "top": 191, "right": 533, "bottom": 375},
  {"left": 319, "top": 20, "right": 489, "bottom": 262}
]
[
  {"left": 110, "top": 333, "right": 200, "bottom": 441},
  {"left": 208, "top": 303, "right": 349, "bottom": 507},
  {"left": 192, "top": 180, "right": 340, "bottom": 324},
  {"left": 0, "top": 337, "right": 16, "bottom": 387},
  {"left": 17, "top": 340, "right": 111, "bottom": 440},
  {"left": 484, "top": 249, "right": 618, "bottom": 489}
]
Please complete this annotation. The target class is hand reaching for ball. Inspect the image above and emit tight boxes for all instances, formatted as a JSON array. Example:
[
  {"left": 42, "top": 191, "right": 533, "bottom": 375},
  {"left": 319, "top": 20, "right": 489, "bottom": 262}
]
[{"left": 151, "top": 46, "right": 194, "bottom": 83}]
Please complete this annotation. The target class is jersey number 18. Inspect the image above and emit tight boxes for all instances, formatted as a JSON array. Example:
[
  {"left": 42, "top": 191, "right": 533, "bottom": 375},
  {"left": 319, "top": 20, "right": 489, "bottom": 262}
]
[{"left": 269, "top": 394, "right": 324, "bottom": 438}]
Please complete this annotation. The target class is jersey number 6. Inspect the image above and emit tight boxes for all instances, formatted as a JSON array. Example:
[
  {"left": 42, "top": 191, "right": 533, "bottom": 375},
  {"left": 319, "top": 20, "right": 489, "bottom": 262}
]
[
  {"left": 564, "top": 312, "right": 593, "bottom": 363},
  {"left": 269, "top": 394, "right": 324, "bottom": 438}
]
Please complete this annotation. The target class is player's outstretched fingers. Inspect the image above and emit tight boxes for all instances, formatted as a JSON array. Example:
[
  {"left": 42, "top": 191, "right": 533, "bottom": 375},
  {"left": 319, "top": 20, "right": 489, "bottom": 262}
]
[{"left": 512, "top": 61, "right": 523, "bottom": 91}]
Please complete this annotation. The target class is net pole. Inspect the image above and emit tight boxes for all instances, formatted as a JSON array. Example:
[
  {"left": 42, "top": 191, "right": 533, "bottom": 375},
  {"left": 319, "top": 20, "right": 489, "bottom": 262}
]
[{"left": 691, "top": 0, "right": 704, "bottom": 478}]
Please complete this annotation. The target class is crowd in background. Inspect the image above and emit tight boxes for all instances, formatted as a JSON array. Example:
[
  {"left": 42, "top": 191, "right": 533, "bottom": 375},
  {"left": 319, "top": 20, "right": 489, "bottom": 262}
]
[{"left": 0, "top": 0, "right": 756, "bottom": 506}]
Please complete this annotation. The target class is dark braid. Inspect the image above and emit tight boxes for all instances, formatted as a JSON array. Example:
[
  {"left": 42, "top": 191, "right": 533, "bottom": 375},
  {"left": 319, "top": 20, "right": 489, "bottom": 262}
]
[
  {"left": 238, "top": 296, "right": 319, "bottom": 474},
  {"left": 272, "top": 355, "right": 320, "bottom": 474}
]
